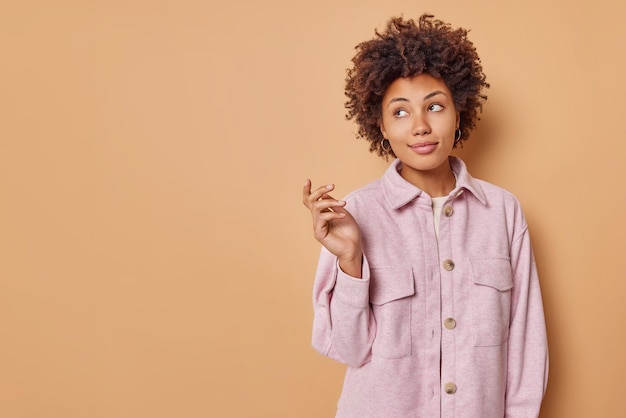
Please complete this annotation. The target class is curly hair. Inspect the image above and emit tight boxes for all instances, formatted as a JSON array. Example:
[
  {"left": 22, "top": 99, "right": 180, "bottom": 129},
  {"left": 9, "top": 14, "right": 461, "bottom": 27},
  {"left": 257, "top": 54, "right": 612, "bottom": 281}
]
[{"left": 345, "top": 14, "right": 489, "bottom": 158}]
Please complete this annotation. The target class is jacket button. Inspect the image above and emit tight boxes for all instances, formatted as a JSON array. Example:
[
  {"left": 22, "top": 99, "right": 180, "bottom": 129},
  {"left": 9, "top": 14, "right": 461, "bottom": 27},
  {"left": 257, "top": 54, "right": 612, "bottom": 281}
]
[
  {"left": 444, "top": 206, "right": 453, "bottom": 217},
  {"left": 444, "top": 318, "right": 456, "bottom": 330},
  {"left": 443, "top": 259, "right": 455, "bottom": 271},
  {"left": 444, "top": 382, "right": 457, "bottom": 394}
]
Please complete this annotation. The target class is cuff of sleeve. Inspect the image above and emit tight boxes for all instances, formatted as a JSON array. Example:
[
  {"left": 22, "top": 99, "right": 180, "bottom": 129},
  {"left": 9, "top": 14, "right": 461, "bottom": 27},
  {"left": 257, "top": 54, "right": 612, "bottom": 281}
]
[{"left": 334, "top": 255, "right": 370, "bottom": 307}]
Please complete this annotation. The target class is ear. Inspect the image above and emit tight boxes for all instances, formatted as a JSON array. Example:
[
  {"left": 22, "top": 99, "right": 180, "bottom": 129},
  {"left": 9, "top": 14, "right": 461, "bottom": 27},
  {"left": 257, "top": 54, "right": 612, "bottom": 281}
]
[
  {"left": 379, "top": 119, "right": 388, "bottom": 139},
  {"left": 456, "top": 112, "right": 460, "bottom": 129}
]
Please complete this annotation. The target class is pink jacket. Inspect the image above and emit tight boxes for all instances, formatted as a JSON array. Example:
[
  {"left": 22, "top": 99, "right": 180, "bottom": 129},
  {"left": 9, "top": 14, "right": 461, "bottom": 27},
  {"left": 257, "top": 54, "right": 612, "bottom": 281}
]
[{"left": 312, "top": 157, "right": 548, "bottom": 418}]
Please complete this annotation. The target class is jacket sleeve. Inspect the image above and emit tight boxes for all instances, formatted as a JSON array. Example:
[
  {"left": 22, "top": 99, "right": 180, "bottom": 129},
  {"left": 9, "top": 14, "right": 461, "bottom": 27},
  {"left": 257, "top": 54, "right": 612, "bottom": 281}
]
[
  {"left": 505, "top": 225, "right": 549, "bottom": 417},
  {"left": 311, "top": 247, "right": 375, "bottom": 367}
]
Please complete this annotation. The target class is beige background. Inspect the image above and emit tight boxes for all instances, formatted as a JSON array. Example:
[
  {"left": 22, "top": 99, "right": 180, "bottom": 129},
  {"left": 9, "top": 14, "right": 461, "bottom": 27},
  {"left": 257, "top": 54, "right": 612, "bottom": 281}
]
[{"left": 1, "top": 0, "right": 625, "bottom": 417}]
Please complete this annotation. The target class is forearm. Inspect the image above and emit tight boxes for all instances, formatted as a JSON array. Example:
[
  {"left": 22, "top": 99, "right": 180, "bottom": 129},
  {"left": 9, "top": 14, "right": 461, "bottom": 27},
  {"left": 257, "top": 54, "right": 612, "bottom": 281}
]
[
  {"left": 312, "top": 251, "right": 374, "bottom": 367},
  {"left": 506, "top": 230, "right": 549, "bottom": 416}
]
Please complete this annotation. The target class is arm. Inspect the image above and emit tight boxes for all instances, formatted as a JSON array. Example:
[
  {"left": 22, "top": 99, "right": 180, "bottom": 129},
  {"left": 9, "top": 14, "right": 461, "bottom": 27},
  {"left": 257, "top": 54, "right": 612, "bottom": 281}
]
[
  {"left": 311, "top": 248, "right": 375, "bottom": 367},
  {"left": 506, "top": 226, "right": 549, "bottom": 417},
  {"left": 303, "top": 180, "right": 374, "bottom": 366}
]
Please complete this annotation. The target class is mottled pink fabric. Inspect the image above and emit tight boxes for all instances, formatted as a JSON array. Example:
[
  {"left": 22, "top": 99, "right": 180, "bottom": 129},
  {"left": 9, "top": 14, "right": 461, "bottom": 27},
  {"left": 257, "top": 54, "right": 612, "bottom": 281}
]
[{"left": 312, "top": 157, "right": 548, "bottom": 418}]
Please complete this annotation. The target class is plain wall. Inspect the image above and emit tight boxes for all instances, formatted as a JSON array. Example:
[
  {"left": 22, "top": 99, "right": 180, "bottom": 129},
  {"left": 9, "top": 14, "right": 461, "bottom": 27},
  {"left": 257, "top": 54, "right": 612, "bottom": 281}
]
[{"left": 1, "top": 0, "right": 625, "bottom": 417}]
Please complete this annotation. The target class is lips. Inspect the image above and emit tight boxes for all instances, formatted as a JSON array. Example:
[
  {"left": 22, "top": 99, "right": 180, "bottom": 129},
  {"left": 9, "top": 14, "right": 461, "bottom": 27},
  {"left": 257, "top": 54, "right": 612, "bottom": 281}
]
[{"left": 409, "top": 141, "right": 438, "bottom": 155}]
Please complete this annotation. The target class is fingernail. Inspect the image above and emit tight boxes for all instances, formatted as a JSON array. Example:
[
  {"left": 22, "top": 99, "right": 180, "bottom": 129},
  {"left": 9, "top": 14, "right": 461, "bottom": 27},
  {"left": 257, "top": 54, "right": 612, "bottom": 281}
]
[{"left": 326, "top": 184, "right": 333, "bottom": 189}]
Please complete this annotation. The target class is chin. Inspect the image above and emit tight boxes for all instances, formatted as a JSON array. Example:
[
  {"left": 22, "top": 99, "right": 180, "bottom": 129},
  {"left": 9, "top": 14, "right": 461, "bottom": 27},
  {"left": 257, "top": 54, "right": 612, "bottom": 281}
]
[{"left": 400, "top": 155, "right": 449, "bottom": 172}]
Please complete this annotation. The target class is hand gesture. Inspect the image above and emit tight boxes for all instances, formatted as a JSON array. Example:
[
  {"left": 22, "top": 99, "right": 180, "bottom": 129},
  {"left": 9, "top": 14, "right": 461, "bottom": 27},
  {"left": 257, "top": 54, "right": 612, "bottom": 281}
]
[{"left": 302, "top": 180, "right": 362, "bottom": 277}]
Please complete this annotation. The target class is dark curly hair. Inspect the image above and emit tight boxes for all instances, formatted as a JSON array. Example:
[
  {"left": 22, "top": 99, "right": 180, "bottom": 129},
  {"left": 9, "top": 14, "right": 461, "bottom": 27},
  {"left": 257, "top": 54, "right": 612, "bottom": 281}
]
[{"left": 345, "top": 14, "right": 489, "bottom": 158}]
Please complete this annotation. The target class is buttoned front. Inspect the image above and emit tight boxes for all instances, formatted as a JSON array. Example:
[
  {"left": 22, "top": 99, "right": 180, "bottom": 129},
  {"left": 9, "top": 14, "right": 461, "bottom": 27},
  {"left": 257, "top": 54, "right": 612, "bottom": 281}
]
[{"left": 311, "top": 157, "right": 548, "bottom": 418}]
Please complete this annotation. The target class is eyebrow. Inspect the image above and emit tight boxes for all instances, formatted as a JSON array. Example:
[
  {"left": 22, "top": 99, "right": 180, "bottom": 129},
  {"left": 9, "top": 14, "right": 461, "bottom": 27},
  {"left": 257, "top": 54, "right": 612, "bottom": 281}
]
[{"left": 387, "top": 90, "right": 448, "bottom": 107}]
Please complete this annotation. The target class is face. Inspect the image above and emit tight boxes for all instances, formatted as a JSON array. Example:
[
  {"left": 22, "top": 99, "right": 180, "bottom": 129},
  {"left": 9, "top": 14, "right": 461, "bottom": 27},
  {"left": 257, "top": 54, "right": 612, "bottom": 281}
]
[{"left": 379, "top": 73, "right": 459, "bottom": 184}]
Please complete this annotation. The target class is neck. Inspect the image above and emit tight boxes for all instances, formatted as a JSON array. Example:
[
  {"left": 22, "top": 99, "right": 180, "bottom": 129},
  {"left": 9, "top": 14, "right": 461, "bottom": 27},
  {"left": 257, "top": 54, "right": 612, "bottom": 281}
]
[{"left": 400, "top": 160, "right": 456, "bottom": 197}]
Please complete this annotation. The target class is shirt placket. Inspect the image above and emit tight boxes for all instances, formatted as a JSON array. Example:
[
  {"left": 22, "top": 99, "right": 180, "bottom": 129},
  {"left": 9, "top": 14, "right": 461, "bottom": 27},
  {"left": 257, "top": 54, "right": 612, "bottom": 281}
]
[{"left": 439, "top": 190, "right": 463, "bottom": 417}]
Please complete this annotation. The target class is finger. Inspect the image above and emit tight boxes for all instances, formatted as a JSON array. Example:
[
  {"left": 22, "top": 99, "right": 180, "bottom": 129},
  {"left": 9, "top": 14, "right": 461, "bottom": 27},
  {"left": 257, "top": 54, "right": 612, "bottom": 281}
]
[
  {"left": 302, "top": 179, "right": 313, "bottom": 207},
  {"left": 313, "top": 211, "right": 347, "bottom": 237},
  {"left": 328, "top": 200, "right": 349, "bottom": 214},
  {"left": 302, "top": 179, "right": 312, "bottom": 196},
  {"left": 308, "top": 184, "right": 336, "bottom": 203},
  {"left": 303, "top": 180, "right": 330, "bottom": 207},
  {"left": 316, "top": 211, "right": 347, "bottom": 223},
  {"left": 311, "top": 197, "right": 346, "bottom": 215}
]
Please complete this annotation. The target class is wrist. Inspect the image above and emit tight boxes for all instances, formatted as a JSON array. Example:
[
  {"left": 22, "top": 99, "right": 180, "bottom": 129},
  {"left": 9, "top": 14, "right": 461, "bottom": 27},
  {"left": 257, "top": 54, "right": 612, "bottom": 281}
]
[{"left": 338, "top": 253, "right": 363, "bottom": 279}]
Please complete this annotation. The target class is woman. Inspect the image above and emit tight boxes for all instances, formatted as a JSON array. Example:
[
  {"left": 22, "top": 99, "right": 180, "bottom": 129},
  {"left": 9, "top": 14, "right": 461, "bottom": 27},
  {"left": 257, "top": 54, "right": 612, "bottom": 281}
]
[{"left": 302, "top": 14, "right": 548, "bottom": 418}]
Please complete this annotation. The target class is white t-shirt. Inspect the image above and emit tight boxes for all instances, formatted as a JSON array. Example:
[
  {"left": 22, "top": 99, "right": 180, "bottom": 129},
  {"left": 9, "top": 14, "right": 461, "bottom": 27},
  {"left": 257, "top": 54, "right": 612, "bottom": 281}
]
[
  {"left": 433, "top": 173, "right": 457, "bottom": 240},
  {"left": 431, "top": 195, "right": 448, "bottom": 240}
]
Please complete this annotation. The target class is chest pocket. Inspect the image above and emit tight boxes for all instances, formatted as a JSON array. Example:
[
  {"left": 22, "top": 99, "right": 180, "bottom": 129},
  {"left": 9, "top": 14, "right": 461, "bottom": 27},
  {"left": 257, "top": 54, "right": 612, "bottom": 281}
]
[
  {"left": 470, "top": 258, "right": 514, "bottom": 347},
  {"left": 369, "top": 266, "right": 415, "bottom": 359}
]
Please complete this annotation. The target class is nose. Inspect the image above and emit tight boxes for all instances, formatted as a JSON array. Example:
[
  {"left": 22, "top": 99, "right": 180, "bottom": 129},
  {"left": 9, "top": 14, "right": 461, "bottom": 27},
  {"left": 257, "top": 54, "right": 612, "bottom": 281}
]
[{"left": 412, "top": 113, "right": 431, "bottom": 136}]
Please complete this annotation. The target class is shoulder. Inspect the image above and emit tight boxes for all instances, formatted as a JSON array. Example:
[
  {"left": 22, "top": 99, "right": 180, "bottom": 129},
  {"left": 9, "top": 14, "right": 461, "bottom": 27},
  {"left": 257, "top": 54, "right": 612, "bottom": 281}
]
[
  {"left": 453, "top": 156, "right": 522, "bottom": 210},
  {"left": 472, "top": 178, "right": 528, "bottom": 232},
  {"left": 343, "top": 178, "right": 386, "bottom": 209},
  {"left": 475, "top": 178, "right": 522, "bottom": 208}
]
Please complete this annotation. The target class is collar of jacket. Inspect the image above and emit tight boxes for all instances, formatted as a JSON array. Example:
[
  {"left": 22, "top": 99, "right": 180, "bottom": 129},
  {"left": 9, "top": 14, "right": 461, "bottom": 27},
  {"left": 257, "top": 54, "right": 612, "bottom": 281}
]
[{"left": 381, "top": 156, "right": 487, "bottom": 209}]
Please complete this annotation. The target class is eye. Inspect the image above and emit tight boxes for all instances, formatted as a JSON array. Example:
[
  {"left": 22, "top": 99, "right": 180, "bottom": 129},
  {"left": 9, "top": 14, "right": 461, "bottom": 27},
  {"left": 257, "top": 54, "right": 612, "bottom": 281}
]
[
  {"left": 428, "top": 104, "right": 444, "bottom": 112},
  {"left": 394, "top": 109, "right": 409, "bottom": 117}
]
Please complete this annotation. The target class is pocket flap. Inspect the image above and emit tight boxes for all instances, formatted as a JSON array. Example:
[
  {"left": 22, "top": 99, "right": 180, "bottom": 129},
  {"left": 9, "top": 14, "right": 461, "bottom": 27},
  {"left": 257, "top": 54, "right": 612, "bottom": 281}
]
[
  {"left": 369, "top": 266, "right": 415, "bottom": 305},
  {"left": 470, "top": 258, "right": 513, "bottom": 291}
]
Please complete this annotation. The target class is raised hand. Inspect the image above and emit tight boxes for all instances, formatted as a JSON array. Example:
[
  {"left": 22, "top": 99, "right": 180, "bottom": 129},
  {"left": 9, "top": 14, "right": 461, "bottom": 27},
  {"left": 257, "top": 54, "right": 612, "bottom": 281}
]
[{"left": 302, "top": 180, "right": 363, "bottom": 278}]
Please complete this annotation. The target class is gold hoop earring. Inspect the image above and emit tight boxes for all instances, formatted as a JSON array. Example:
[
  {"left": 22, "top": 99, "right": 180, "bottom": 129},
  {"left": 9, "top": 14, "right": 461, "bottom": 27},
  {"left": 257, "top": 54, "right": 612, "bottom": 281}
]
[
  {"left": 453, "top": 129, "right": 463, "bottom": 148},
  {"left": 381, "top": 138, "right": 391, "bottom": 152}
]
